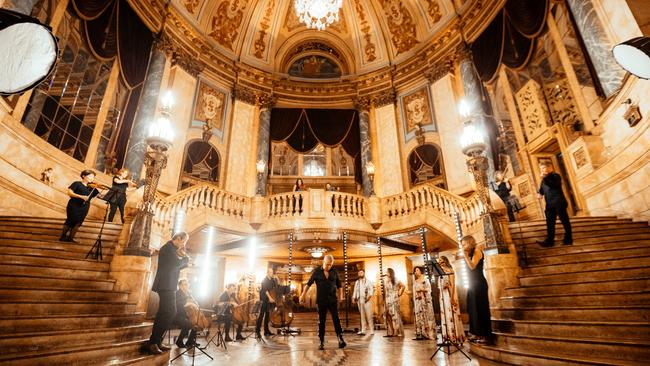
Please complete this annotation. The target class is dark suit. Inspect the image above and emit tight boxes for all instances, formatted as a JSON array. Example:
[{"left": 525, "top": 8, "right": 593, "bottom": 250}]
[
  {"left": 174, "top": 290, "right": 197, "bottom": 346},
  {"left": 539, "top": 172, "right": 572, "bottom": 244},
  {"left": 149, "top": 241, "right": 189, "bottom": 345}
]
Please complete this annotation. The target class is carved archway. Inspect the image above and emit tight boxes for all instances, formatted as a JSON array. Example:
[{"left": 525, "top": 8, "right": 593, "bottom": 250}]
[
  {"left": 407, "top": 143, "right": 446, "bottom": 188},
  {"left": 179, "top": 140, "right": 221, "bottom": 190}
]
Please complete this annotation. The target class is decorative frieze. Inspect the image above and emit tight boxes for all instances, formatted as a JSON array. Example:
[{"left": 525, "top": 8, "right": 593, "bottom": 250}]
[
  {"left": 232, "top": 84, "right": 258, "bottom": 105},
  {"left": 424, "top": 60, "right": 454, "bottom": 84},
  {"left": 258, "top": 93, "right": 277, "bottom": 110},
  {"left": 372, "top": 89, "right": 396, "bottom": 108},
  {"left": 155, "top": 33, "right": 205, "bottom": 77},
  {"left": 353, "top": 96, "right": 371, "bottom": 112}
]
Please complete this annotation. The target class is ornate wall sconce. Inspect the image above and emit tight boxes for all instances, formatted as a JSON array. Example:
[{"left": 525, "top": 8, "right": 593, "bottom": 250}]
[{"left": 622, "top": 99, "right": 642, "bottom": 127}]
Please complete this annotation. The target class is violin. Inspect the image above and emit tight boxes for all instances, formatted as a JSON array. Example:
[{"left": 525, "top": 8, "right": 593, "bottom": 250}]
[{"left": 88, "top": 182, "right": 110, "bottom": 190}]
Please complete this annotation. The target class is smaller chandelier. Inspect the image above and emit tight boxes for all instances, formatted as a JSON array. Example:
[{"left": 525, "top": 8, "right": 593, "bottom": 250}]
[{"left": 294, "top": 0, "right": 342, "bottom": 31}]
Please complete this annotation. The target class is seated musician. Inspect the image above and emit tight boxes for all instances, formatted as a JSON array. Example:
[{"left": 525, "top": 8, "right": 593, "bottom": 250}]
[
  {"left": 174, "top": 279, "right": 198, "bottom": 348},
  {"left": 216, "top": 284, "right": 245, "bottom": 342}
]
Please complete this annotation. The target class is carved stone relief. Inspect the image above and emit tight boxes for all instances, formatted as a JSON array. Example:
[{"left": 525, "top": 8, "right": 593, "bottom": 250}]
[
  {"left": 424, "top": 0, "right": 442, "bottom": 23},
  {"left": 515, "top": 79, "right": 551, "bottom": 141},
  {"left": 372, "top": 89, "right": 396, "bottom": 108},
  {"left": 208, "top": 0, "right": 249, "bottom": 51},
  {"left": 351, "top": 0, "right": 377, "bottom": 62},
  {"left": 192, "top": 80, "right": 228, "bottom": 139},
  {"left": 232, "top": 84, "right": 258, "bottom": 105},
  {"left": 377, "top": 0, "right": 418, "bottom": 55},
  {"left": 400, "top": 85, "right": 436, "bottom": 142},
  {"left": 183, "top": 0, "right": 201, "bottom": 14},
  {"left": 573, "top": 147, "right": 587, "bottom": 170},
  {"left": 544, "top": 78, "right": 582, "bottom": 144},
  {"left": 253, "top": 0, "right": 276, "bottom": 59}
]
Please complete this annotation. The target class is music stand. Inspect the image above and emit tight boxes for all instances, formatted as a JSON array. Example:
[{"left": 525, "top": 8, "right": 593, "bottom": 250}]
[
  {"left": 85, "top": 188, "right": 112, "bottom": 260},
  {"left": 426, "top": 259, "right": 471, "bottom": 361}
]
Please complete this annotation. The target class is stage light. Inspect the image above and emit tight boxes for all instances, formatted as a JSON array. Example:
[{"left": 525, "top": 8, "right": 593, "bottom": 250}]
[
  {"left": 200, "top": 226, "right": 215, "bottom": 298},
  {"left": 613, "top": 36, "right": 650, "bottom": 79},
  {"left": 248, "top": 236, "right": 257, "bottom": 271},
  {"left": 173, "top": 209, "right": 185, "bottom": 235},
  {"left": 458, "top": 98, "right": 472, "bottom": 119}
]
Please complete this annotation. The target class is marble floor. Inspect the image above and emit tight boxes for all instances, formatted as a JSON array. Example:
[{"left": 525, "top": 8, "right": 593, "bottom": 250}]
[{"left": 168, "top": 326, "right": 496, "bottom": 366}]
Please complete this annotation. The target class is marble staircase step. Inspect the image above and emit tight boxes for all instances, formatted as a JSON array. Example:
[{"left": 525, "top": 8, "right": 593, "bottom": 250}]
[
  {"left": 470, "top": 342, "right": 638, "bottom": 366},
  {"left": 523, "top": 246, "right": 650, "bottom": 266},
  {"left": 0, "top": 229, "right": 119, "bottom": 244},
  {"left": 519, "top": 267, "right": 650, "bottom": 287},
  {"left": 499, "top": 290, "right": 650, "bottom": 307},
  {"left": 0, "top": 339, "right": 166, "bottom": 366},
  {"left": 492, "top": 319, "right": 650, "bottom": 341},
  {"left": 520, "top": 256, "right": 650, "bottom": 277},
  {"left": 507, "top": 216, "right": 621, "bottom": 227},
  {"left": 0, "top": 253, "right": 111, "bottom": 271},
  {"left": 0, "top": 323, "right": 152, "bottom": 356},
  {"left": 0, "top": 221, "right": 122, "bottom": 236},
  {"left": 0, "top": 300, "right": 136, "bottom": 316},
  {"left": 0, "top": 237, "right": 116, "bottom": 254},
  {"left": 0, "top": 273, "right": 116, "bottom": 290},
  {"left": 491, "top": 332, "right": 650, "bottom": 363},
  {"left": 515, "top": 233, "right": 650, "bottom": 248},
  {"left": 2, "top": 244, "right": 114, "bottom": 261},
  {"left": 0, "top": 262, "right": 109, "bottom": 279},
  {"left": 492, "top": 306, "right": 650, "bottom": 322},
  {"left": 511, "top": 228, "right": 650, "bottom": 245},
  {"left": 510, "top": 222, "right": 649, "bottom": 238},
  {"left": 505, "top": 276, "right": 650, "bottom": 296},
  {"left": 508, "top": 219, "right": 646, "bottom": 232},
  {"left": 519, "top": 239, "right": 650, "bottom": 260},
  {"left": 0, "top": 313, "right": 146, "bottom": 333},
  {"left": 0, "top": 216, "right": 123, "bottom": 230},
  {"left": 0, "top": 286, "right": 129, "bottom": 302}
]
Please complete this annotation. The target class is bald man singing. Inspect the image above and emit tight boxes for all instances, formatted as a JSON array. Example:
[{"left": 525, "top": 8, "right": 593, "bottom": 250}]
[{"left": 300, "top": 254, "right": 346, "bottom": 350}]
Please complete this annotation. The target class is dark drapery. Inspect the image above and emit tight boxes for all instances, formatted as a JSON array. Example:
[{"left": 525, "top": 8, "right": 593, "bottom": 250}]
[
  {"left": 408, "top": 144, "right": 443, "bottom": 184},
  {"left": 71, "top": 0, "right": 154, "bottom": 167},
  {"left": 183, "top": 141, "right": 220, "bottom": 181},
  {"left": 470, "top": 0, "right": 549, "bottom": 81},
  {"left": 270, "top": 108, "right": 362, "bottom": 184}
]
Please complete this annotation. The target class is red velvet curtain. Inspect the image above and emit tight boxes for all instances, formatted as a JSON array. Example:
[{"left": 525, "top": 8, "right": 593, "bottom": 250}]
[{"left": 270, "top": 108, "right": 362, "bottom": 184}]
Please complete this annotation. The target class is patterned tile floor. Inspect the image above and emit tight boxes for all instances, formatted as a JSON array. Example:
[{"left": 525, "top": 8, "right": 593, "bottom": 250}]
[{"left": 169, "top": 326, "right": 496, "bottom": 366}]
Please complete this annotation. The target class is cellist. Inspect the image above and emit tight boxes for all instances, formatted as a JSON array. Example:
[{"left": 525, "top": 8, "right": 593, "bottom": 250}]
[
  {"left": 216, "top": 284, "right": 245, "bottom": 341},
  {"left": 174, "top": 279, "right": 199, "bottom": 348}
]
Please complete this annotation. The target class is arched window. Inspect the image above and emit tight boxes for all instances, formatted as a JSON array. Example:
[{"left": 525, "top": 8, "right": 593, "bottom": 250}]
[
  {"left": 180, "top": 140, "right": 221, "bottom": 190},
  {"left": 408, "top": 144, "right": 446, "bottom": 188}
]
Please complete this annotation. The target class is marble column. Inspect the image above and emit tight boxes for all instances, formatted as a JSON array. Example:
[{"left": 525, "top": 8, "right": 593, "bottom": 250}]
[
  {"left": 255, "top": 94, "right": 275, "bottom": 196},
  {"left": 0, "top": 0, "right": 38, "bottom": 14},
  {"left": 458, "top": 53, "right": 496, "bottom": 178},
  {"left": 565, "top": 0, "right": 625, "bottom": 98},
  {"left": 124, "top": 45, "right": 166, "bottom": 178},
  {"left": 354, "top": 97, "right": 373, "bottom": 197}
]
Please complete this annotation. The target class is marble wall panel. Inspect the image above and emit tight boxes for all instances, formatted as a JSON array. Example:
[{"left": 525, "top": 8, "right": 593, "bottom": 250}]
[
  {"left": 225, "top": 100, "right": 257, "bottom": 196},
  {"left": 374, "top": 104, "right": 404, "bottom": 196}
]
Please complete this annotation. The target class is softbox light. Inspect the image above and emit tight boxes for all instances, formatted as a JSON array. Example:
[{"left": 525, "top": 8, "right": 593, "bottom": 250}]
[
  {"left": 0, "top": 8, "right": 58, "bottom": 95},
  {"left": 613, "top": 36, "right": 650, "bottom": 80}
]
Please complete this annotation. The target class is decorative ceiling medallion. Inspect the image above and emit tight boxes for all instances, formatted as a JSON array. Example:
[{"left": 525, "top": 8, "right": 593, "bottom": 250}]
[{"left": 293, "top": 0, "right": 343, "bottom": 31}]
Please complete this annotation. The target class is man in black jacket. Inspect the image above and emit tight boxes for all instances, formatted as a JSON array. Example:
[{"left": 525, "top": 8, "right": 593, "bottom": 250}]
[
  {"left": 174, "top": 279, "right": 198, "bottom": 348},
  {"left": 255, "top": 267, "right": 276, "bottom": 338},
  {"left": 536, "top": 162, "right": 573, "bottom": 247},
  {"left": 145, "top": 232, "right": 190, "bottom": 354},
  {"left": 299, "top": 254, "right": 346, "bottom": 351}
]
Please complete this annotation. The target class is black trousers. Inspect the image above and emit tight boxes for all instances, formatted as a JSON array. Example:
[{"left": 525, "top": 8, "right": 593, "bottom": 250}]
[
  {"left": 317, "top": 301, "right": 343, "bottom": 341},
  {"left": 150, "top": 290, "right": 176, "bottom": 345},
  {"left": 174, "top": 315, "right": 197, "bottom": 345},
  {"left": 224, "top": 315, "right": 243, "bottom": 338},
  {"left": 108, "top": 195, "right": 126, "bottom": 223},
  {"left": 545, "top": 203, "right": 573, "bottom": 243},
  {"left": 255, "top": 301, "right": 271, "bottom": 333}
]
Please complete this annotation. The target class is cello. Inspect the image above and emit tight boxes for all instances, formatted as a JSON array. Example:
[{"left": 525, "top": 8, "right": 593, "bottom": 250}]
[
  {"left": 269, "top": 284, "right": 295, "bottom": 328},
  {"left": 184, "top": 297, "right": 210, "bottom": 331}
]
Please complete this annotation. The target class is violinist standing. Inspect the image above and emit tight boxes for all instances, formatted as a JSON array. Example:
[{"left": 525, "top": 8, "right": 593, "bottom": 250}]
[
  {"left": 145, "top": 232, "right": 190, "bottom": 355},
  {"left": 217, "top": 284, "right": 244, "bottom": 341},
  {"left": 174, "top": 279, "right": 198, "bottom": 348},
  {"left": 107, "top": 168, "right": 136, "bottom": 223},
  {"left": 300, "top": 254, "right": 346, "bottom": 350},
  {"left": 255, "top": 267, "right": 277, "bottom": 338},
  {"left": 59, "top": 169, "right": 103, "bottom": 243}
]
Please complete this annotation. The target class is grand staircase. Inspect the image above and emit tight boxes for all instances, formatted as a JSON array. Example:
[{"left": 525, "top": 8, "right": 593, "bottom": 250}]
[
  {"left": 471, "top": 216, "right": 650, "bottom": 365},
  {"left": 0, "top": 216, "right": 168, "bottom": 366}
]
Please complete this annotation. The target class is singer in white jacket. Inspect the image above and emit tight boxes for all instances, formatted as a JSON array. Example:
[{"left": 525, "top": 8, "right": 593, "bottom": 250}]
[{"left": 352, "top": 269, "right": 375, "bottom": 335}]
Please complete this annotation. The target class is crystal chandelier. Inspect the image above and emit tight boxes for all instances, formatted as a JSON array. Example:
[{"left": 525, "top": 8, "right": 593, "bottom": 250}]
[{"left": 294, "top": 0, "right": 343, "bottom": 31}]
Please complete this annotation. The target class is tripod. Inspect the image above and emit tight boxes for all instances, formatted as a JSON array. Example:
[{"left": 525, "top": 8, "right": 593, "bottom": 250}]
[
  {"left": 85, "top": 203, "right": 109, "bottom": 260},
  {"left": 202, "top": 318, "right": 227, "bottom": 351},
  {"left": 170, "top": 334, "right": 214, "bottom": 366},
  {"left": 427, "top": 260, "right": 470, "bottom": 361}
]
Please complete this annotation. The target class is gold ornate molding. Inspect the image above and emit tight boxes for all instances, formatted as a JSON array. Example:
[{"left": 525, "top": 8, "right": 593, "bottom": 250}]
[
  {"left": 353, "top": 96, "right": 371, "bottom": 111},
  {"left": 372, "top": 89, "right": 396, "bottom": 108},
  {"left": 155, "top": 33, "right": 205, "bottom": 77},
  {"left": 424, "top": 59, "right": 454, "bottom": 84},
  {"left": 232, "top": 84, "right": 258, "bottom": 105},
  {"left": 258, "top": 93, "right": 277, "bottom": 109}
]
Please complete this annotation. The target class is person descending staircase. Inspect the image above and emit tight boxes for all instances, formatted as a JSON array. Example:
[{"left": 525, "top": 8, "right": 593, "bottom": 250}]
[
  {"left": 0, "top": 216, "right": 168, "bottom": 366},
  {"left": 471, "top": 216, "right": 650, "bottom": 365}
]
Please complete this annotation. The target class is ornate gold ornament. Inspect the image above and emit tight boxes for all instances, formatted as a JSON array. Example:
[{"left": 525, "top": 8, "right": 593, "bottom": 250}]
[
  {"left": 377, "top": 0, "right": 418, "bottom": 55},
  {"left": 258, "top": 93, "right": 277, "bottom": 109},
  {"left": 403, "top": 87, "right": 433, "bottom": 132},
  {"left": 253, "top": 0, "right": 276, "bottom": 59},
  {"left": 155, "top": 33, "right": 205, "bottom": 76},
  {"left": 195, "top": 82, "right": 226, "bottom": 131},
  {"left": 209, "top": 0, "right": 250, "bottom": 51},
  {"left": 351, "top": 0, "right": 376, "bottom": 62},
  {"left": 372, "top": 89, "right": 396, "bottom": 107},
  {"left": 353, "top": 96, "right": 371, "bottom": 111},
  {"left": 232, "top": 84, "right": 258, "bottom": 105},
  {"left": 183, "top": 0, "right": 201, "bottom": 14},
  {"left": 425, "top": 0, "right": 442, "bottom": 23},
  {"left": 424, "top": 59, "right": 453, "bottom": 84}
]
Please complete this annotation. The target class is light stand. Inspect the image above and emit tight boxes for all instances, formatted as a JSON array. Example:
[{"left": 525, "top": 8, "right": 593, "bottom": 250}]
[
  {"left": 376, "top": 236, "right": 386, "bottom": 330},
  {"left": 274, "top": 232, "right": 300, "bottom": 337},
  {"left": 427, "top": 260, "right": 471, "bottom": 361},
  {"left": 342, "top": 232, "right": 355, "bottom": 333}
]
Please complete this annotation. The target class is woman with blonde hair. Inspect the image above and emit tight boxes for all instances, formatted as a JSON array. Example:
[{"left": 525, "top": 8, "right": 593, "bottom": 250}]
[{"left": 462, "top": 235, "right": 492, "bottom": 344}]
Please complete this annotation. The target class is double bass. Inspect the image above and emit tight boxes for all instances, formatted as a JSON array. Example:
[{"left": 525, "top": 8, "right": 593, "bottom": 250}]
[
  {"left": 231, "top": 281, "right": 253, "bottom": 326},
  {"left": 269, "top": 284, "right": 295, "bottom": 328},
  {"left": 184, "top": 296, "right": 210, "bottom": 331}
]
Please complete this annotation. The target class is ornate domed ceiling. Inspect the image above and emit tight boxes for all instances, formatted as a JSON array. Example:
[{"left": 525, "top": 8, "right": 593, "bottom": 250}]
[{"left": 171, "top": 0, "right": 457, "bottom": 77}]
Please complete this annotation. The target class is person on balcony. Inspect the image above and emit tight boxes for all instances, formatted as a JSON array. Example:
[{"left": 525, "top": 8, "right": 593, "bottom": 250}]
[
  {"left": 145, "top": 232, "right": 190, "bottom": 355},
  {"left": 352, "top": 269, "right": 374, "bottom": 335},
  {"left": 325, "top": 183, "right": 336, "bottom": 191},
  {"left": 462, "top": 235, "right": 492, "bottom": 344},
  {"left": 536, "top": 161, "right": 573, "bottom": 247},
  {"left": 412, "top": 266, "right": 435, "bottom": 340},
  {"left": 437, "top": 256, "right": 465, "bottom": 344},
  {"left": 300, "top": 254, "right": 346, "bottom": 350},
  {"left": 382, "top": 268, "right": 405, "bottom": 337},
  {"left": 292, "top": 178, "right": 305, "bottom": 213},
  {"left": 59, "top": 169, "right": 102, "bottom": 243}
]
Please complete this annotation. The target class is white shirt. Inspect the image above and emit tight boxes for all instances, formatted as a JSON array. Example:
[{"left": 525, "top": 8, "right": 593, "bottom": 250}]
[{"left": 353, "top": 277, "right": 374, "bottom": 302}]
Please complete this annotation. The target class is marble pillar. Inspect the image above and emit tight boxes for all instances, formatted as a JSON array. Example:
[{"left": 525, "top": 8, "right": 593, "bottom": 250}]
[
  {"left": 255, "top": 95, "right": 274, "bottom": 196},
  {"left": 355, "top": 98, "right": 373, "bottom": 197},
  {"left": 459, "top": 55, "right": 496, "bottom": 178},
  {"left": 225, "top": 95, "right": 257, "bottom": 196},
  {"left": 124, "top": 46, "right": 166, "bottom": 178},
  {"left": 0, "top": 0, "right": 38, "bottom": 14},
  {"left": 566, "top": 0, "right": 625, "bottom": 98},
  {"left": 373, "top": 95, "right": 404, "bottom": 196}
]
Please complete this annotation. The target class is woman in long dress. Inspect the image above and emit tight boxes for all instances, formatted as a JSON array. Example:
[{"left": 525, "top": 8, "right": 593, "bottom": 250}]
[
  {"left": 59, "top": 169, "right": 101, "bottom": 242},
  {"left": 412, "top": 267, "right": 435, "bottom": 340},
  {"left": 437, "top": 256, "right": 465, "bottom": 344},
  {"left": 462, "top": 235, "right": 492, "bottom": 344},
  {"left": 383, "top": 268, "right": 404, "bottom": 337}
]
